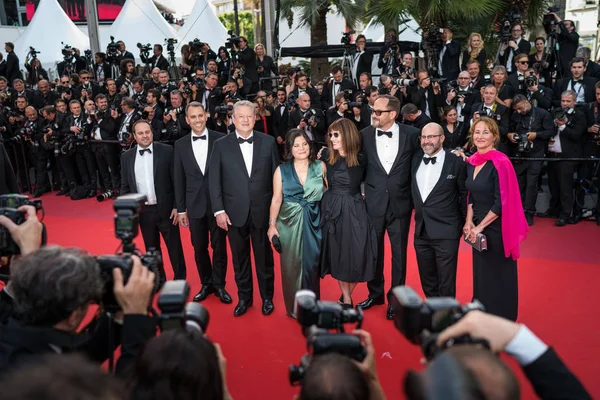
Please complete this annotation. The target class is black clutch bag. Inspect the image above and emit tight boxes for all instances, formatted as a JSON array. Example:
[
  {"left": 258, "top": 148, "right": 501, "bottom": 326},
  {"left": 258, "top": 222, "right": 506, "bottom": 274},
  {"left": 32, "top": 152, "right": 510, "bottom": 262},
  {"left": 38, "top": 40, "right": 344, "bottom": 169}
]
[
  {"left": 271, "top": 235, "right": 282, "bottom": 253},
  {"left": 463, "top": 233, "right": 488, "bottom": 252}
]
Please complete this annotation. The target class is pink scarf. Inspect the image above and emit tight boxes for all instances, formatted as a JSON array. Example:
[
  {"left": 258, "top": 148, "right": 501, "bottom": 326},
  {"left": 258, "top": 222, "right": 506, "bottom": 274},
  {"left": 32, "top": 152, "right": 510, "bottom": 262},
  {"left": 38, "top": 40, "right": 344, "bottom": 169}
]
[{"left": 467, "top": 150, "right": 529, "bottom": 260}]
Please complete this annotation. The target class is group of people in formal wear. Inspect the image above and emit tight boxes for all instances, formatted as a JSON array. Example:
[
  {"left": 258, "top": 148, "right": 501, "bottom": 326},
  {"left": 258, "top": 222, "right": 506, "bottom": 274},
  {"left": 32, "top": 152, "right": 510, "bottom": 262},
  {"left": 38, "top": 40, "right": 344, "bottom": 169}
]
[{"left": 122, "top": 90, "right": 527, "bottom": 322}]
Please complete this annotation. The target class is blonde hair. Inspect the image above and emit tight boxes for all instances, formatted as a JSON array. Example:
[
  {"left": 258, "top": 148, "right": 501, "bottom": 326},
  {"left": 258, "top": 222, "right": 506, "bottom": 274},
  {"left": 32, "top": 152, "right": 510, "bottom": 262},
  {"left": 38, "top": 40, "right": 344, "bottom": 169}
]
[{"left": 467, "top": 33, "right": 484, "bottom": 61}]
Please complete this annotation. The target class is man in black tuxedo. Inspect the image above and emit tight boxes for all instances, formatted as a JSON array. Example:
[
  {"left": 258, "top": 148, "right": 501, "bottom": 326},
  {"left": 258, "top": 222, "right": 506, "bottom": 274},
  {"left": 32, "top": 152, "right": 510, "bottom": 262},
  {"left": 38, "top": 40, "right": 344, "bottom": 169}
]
[
  {"left": 0, "top": 143, "right": 18, "bottom": 195},
  {"left": 411, "top": 123, "right": 467, "bottom": 297},
  {"left": 89, "top": 94, "right": 120, "bottom": 194},
  {"left": 120, "top": 120, "right": 186, "bottom": 282},
  {"left": 174, "top": 102, "right": 230, "bottom": 304},
  {"left": 140, "top": 45, "right": 169, "bottom": 72},
  {"left": 209, "top": 100, "right": 280, "bottom": 317},
  {"left": 357, "top": 95, "right": 420, "bottom": 320},
  {"left": 272, "top": 88, "right": 289, "bottom": 147},
  {"left": 4, "top": 42, "right": 22, "bottom": 86},
  {"left": 438, "top": 28, "right": 461, "bottom": 80},
  {"left": 407, "top": 70, "right": 444, "bottom": 123},
  {"left": 117, "top": 41, "right": 135, "bottom": 62},
  {"left": 232, "top": 37, "right": 258, "bottom": 94},
  {"left": 498, "top": 24, "right": 531, "bottom": 74},
  {"left": 401, "top": 103, "right": 432, "bottom": 130},
  {"left": 351, "top": 35, "right": 373, "bottom": 86},
  {"left": 196, "top": 72, "right": 223, "bottom": 129},
  {"left": 553, "top": 58, "right": 597, "bottom": 108},
  {"left": 320, "top": 65, "right": 356, "bottom": 110},
  {"left": 470, "top": 85, "right": 511, "bottom": 154},
  {"left": 523, "top": 68, "right": 554, "bottom": 111},
  {"left": 544, "top": 90, "right": 587, "bottom": 226},
  {"left": 288, "top": 93, "right": 326, "bottom": 149},
  {"left": 550, "top": 14, "right": 579, "bottom": 78},
  {"left": 288, "top": 72, "right": 321, "bottom": 109}
]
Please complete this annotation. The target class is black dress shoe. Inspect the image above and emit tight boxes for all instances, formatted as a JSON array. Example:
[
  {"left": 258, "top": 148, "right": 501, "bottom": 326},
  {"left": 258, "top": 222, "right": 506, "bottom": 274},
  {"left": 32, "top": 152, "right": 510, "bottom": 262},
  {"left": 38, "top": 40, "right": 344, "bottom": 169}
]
[
  {"left": 555, "top": 219, "right": 566, "bottom": 227},
  {"left": 56, "top": 189, "right": 68, "bottom": 196},
  {"left": 525, "top": 213, "right": 534, "bottom": 226},
  {"left": 215, "top": 288, "right": 232, "bottom": 304},
  {"left": 357, "top": 297, "right": 385, "bottom": 310},
  {"left": 234, "top": 300, "right": 253, "bottom": 317},
  {"left": 537, "top": 210, "right": 559, "bottom": 218},
  {"left": 262, "top": 299, "right": 274, "bottom": 315},
  {"left": 193, "top": 286, "right": 216, "bottom": 302},
  {"left": 386, "top": 304, "right": 394, "bottom": 320}
]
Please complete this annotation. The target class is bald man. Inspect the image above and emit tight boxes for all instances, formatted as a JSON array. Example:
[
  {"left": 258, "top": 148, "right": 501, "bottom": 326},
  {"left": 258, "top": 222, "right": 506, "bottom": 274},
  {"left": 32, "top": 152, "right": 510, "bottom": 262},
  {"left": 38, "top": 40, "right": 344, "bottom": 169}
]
[
  {"left": 287, "top": 92, "right": 326, "bottom": 149},
  {"left": 411, "top": 122, "right": 467, "bottom": 298}
]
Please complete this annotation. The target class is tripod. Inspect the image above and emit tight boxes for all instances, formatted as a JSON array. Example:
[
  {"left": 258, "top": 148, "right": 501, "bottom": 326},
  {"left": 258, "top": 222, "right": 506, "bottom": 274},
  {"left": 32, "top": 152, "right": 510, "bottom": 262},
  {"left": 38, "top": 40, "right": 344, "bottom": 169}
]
[
  {"left": 544, "top": 31, "right": 562, "bottom": 82},
  {"left": 341, "top": 45, "right": 354, "bottom": 82},
  {"left": 108, "top": 61, "right": 120, "bottom": 83},
  {"left": 167, "top": 50, "right": 181, "bottom": 82}
]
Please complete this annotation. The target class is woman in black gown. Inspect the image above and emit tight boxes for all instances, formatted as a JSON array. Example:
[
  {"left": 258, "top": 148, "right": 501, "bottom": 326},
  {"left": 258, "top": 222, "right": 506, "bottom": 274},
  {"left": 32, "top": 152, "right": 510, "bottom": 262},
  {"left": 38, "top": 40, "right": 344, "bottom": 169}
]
[
  {"left": 319, "top": 118, "right": 377, "bottom": 308},
  {"left": 442, "top": 106, "right": 467, "bottom": 150},
  {"left": 464, "top": 117, "right": 529, "bottom": 321}
]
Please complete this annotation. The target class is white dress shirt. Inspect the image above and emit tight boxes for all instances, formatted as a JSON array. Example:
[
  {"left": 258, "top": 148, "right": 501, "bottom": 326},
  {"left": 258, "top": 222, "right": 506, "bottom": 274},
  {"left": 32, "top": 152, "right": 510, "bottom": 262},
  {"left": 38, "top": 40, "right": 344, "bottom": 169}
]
[
  {"left": 134, "top": 143, "right": 157, "bottom": 205},
  {"left": 375, "top": 123, "right": 400, "bottom": 174},
  {"left": 118, "top": 110, "right": 135, "bottom": 141},
  {"left": 505, "top": 38, "right": 522, "bottom": 72},
  {"left": 191, "top": 128, "right": 209, "bottom": 174},
  {"left": 548, "top": 125, "right": 565, "bottom": 153},
  {"left": 236, "top": 131, "right": 254, "bottom": 175},
  {"left": 416, "top": 148, "right": 445, "bottom": 202},
  {"left": 505, "top": 325, "right": 548, "bottom": 366},
  {"left": 568, "top": 79, "right": 585, "bottom": 103}
]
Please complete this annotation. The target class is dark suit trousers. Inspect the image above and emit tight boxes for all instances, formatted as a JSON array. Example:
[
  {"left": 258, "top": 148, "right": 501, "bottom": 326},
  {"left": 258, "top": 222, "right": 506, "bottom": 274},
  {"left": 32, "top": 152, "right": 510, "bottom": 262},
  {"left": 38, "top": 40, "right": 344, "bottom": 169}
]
[
  {"left": 75, "top": 144, "right": 97, "bottom": 187},
  {"left": 368, "top": 207, "right": 410, "bottom": 302},
  {"left": 414, "top": 235, "right": 459, "bottom": 297},
  {"left": 93, "top": 143, "right": 120, "bottom": 191},
  {"left": 189, "top": 214, "right": 228, "bottom": 288},
  {"left": 139, "top": 206, "right": 186, "bottom": 281},
  {"left": 227, "top": 214, "right": 274, "bottom": 302},
  {"left": 547, "top": 156, "right": 576, "bottom": 219},
  {"left": 514, "top": 160, "right": 543, "bottom": 215}
]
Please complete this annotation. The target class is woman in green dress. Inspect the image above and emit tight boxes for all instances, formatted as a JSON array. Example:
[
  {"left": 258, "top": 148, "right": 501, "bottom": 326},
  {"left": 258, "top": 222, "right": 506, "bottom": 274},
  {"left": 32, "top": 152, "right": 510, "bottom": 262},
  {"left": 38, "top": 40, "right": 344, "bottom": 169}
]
[{"left": 268, "top": 129, "right": 327, "bottom": 317}]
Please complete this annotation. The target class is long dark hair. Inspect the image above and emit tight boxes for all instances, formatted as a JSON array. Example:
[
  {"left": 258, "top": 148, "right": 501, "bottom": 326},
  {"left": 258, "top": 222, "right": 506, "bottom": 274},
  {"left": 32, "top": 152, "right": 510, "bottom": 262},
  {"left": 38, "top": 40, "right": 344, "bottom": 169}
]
[
  {"left": 130, "top": 329, "right": 223, "bottom": 400},
  {"left": 327, "top": 118, "right": 361, "bottom": 167},
  {"left": 284, "top": 129, "right": 315, "bottom": 163}
]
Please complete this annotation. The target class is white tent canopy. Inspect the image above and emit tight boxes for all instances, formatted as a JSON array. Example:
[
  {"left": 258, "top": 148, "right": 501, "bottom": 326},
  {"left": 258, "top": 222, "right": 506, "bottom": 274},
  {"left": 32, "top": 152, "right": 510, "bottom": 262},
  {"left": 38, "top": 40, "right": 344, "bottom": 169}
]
[
  {"left": 14, "top": 0, "right": 90, "bottom": 69},
  {"left": 103, "top": 0, "right": 178, "bottom": 56},
  {"left": 361, "top": 18, "right": 422, "bottom": 44},
  {"left": 153, "top": 0, "right": 196, "bottom": 17},
  {"left": 177, "top": 0, "right": 227, "bottom": 52}
]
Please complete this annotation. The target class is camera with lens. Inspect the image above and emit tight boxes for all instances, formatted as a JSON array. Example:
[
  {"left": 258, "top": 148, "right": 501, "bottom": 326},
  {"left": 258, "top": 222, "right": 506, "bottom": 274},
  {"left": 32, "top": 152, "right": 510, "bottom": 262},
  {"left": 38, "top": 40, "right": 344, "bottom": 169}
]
[
  {"left": 96, "top": 194, "right": 162, "bottom": 313},
  {"left": 215, "top": 105, "right": 233, "bottom": 115},
  {"left": 340, "top": 30, "right": 355, "bottom": 47},
  {"left": 499, "top": 7, "right": 522, "bottom": 43},
  {"left": 524, "top": 75, "right": 538, "bottom": 88},
  {"left": 165, "top": 38, "right": 178, "bottom": 52},
  {"left": 395, "top": 78, "right": 418, "bottom": 87},
  {"left": 554, "top": 107, "right": 574, "bottom": 122},
  {"left": 106, "top": 36, "right": 120, "bottom": 63},
  {"left": 289, "top": 290, "right": 366, "bottom": 385},
  {"left": 0, "top": 195, "right": 43, "bottom": 257},
  {"left": 61, "top": 43, "right": 75, "bottom": 61},
  {"left": 189, "top": 38, "right": 203, "bottom": 53},
  {"left": 28, "top": 46, "right": 40, "bottom": 59},
  {"left": 390, "top": 285, "right": 486, "bottom": 360},
  {"left": 137, "top": 42, "right": 151, "bottom": 53},
  {"left": 543, "top": 6, "right": 560, "bottom": 32},
  {"left": 225, "top": 30, "right": 241, "bottom": 49},
  {"left": 301, "top": 108, "right": 317, "bottom": 125},
  {"left": 512, "top": 131, "right": 532, "bottom": 154},
  {"left": 158, "top": 280, "right": 210, "bottom": 333}
]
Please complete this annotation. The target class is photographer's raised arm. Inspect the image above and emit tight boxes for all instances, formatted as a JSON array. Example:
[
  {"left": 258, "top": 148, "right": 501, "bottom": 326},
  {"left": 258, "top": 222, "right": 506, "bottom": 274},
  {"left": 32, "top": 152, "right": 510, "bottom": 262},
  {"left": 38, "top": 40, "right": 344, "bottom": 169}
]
[
  {"left": 436, "top": 311, "right": 592, "bottom": 400},
  {"left": 0, "top": 205, "right": 43, "bottom": 257}
]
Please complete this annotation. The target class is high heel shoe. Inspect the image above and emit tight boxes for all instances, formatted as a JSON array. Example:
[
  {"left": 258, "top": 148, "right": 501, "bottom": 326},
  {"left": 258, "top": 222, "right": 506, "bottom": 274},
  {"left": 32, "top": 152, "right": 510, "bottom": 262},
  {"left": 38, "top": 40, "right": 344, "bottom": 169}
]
[{"left": 342, "top": 301, "right": 354, "bottom": 310}]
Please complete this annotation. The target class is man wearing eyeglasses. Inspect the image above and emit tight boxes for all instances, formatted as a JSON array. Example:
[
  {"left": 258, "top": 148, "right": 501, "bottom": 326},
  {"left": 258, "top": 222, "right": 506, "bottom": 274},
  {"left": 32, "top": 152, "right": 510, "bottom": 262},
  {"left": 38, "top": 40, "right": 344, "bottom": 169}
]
[
  {"left": 498, "top": 23, "right": 531, "bottom": 74},
  {"left": 411, "top": 122, "right": 467, "bottom": 297},
  {"left": 358, "top": 94, "right": 420, "bottom": 320},
  {"left": 507, "top": 53, "right": 531, "bottom": 92}
]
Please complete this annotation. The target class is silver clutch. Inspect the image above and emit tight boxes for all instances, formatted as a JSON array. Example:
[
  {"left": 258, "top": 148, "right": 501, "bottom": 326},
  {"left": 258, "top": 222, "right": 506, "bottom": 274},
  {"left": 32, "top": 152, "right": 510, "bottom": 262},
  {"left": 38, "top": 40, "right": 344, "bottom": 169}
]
[{"left": 464, "top": 233, "right": 488, "bottom": 252}]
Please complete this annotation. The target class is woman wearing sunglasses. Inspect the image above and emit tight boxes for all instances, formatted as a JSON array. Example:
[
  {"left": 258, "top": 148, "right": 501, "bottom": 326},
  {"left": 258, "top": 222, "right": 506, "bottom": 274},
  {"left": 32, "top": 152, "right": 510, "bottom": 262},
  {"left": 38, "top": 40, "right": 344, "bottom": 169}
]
[{"left": 319, "top": 118, "right": 377, "bottom": 308}]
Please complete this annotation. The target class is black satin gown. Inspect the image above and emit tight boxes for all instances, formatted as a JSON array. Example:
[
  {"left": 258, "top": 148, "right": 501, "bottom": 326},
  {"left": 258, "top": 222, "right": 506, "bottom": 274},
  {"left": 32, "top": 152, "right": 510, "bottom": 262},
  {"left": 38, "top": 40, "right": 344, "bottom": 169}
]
[
  {"left": 319, "top": 152, "right": 377, "bottom": 282},
  {"left": 466, "top": 162, "right": 518, "bottom": 321}
]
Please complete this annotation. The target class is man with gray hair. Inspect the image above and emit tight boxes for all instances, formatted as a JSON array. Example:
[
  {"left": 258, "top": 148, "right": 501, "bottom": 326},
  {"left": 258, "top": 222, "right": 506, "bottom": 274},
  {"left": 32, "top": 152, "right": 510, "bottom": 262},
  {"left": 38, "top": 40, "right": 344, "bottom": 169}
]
[{"left": 209, "top": 100, "right": 280, "bottom": 317}]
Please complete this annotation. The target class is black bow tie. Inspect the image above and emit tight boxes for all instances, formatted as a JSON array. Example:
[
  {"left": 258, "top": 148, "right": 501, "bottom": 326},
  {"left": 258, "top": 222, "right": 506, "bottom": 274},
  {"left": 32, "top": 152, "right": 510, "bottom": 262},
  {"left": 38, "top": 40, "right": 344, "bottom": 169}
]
[
  {"left": 139, "top": 148, "right": 152, "bottom": 156},
  {"left": 238, "top": 136, "right": 254, "bottom": 144},
  {"left": 423, "top": 156, "right": 437, "bottom": 165},
  {"left": 334, "top": 82, "right": 341, "bottom": 86},
  {"left": 573, "top": 79, "right": 581, "bottom": 84},
  {"left": 193, "top": 135, "right": 206, "bottom": 141},
  {"left": 377, "top": 130, "right": 392, "bottom": 138}
]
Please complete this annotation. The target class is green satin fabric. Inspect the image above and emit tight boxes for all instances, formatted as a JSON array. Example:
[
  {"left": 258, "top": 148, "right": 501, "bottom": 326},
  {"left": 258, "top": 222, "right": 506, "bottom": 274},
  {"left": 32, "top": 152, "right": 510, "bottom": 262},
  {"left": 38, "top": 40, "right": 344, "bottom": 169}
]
[{"left": 277, "top": 161, "right": 324, "bottom": 315}]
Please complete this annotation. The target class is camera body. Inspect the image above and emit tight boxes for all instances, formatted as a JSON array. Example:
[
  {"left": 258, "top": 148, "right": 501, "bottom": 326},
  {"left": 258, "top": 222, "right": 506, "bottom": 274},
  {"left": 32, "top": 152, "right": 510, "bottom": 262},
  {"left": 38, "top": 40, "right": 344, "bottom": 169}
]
[
  {"left": 165, "top": 38, "right": 178, "bottom": 53},
  {"left": 29, "top": 46, "right": 40, "bottom": 58},
  {"left": 513, "top": 130, "right": 532, "bottom": 154},
  {"left": 543, "top": 6, "right": 560, "bottom": 32},
  {"left": 341, "top": 30, "right": 355, "bottom": 47},
  {"left": 524, "top": 75, "right": 538, "bottom": 88},
  {"left": 289, "top": 290, "right": 366, "bottom": 385},
  {"left": 158, "top": 280, "right": 210, "bottom": 333},
  {"left": 61, "top": 43, "right": 75, "bottom": 62},
  {"left": 0, "top": 195, "right": 43, "bottom": 257},
  {"left": 225, "top": 30, "right": 241, "bottom": 49},
  {"left": 97, "top": 194, "right": 162, "bottom": 313},
  {"left": 301, "top": 108, "right": 317, "bottom": 125},
  {"left": 106, "top": 36, "right": 120, "bottom": 64},
  {"left": 553, "top": 107, "right": 575, "bottom": 125},
  {"left": 390, "top": 286, "right": 485, "bottom": 360},
  {"left": 499, "top": 7, "right": 522, "bottom": 43}
]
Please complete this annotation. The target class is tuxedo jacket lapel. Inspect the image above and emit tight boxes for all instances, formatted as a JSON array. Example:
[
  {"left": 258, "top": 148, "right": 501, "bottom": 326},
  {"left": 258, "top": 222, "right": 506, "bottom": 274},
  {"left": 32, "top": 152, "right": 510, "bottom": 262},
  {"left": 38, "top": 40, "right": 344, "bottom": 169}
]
[
  {"left": 390, "top": 129, "right": 407, "bottom": 173},
  {"left": 368, "top": 129, "right": 386, "bottom": 173},
  {"left": 426, "top": 151, "right": 454, "bottom": 201},
  {"left": 250, "top": 132, "right": 262, "bottom": 178},
  {"left": 128, "top": 150, "right": 138, "bottom": 192}
]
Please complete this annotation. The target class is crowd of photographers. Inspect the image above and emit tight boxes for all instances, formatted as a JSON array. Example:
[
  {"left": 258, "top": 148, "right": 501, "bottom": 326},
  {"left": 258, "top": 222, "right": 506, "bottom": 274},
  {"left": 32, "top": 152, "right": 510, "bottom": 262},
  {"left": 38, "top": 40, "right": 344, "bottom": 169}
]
[{"left": 0, "top": 8, "right": 597, "bottom": 397}]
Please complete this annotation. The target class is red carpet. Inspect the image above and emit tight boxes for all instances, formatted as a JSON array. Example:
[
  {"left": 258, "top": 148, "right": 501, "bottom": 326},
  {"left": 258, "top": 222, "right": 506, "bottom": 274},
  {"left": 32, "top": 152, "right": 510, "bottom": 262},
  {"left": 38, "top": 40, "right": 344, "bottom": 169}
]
[{"left": 36, "top": 195, "right": 600, "bottom": 399}]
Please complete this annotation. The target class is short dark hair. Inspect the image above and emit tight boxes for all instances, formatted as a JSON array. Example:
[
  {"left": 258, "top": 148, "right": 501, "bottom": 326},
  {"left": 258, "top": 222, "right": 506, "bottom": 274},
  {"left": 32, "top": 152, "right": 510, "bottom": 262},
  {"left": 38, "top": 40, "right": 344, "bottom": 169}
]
[
  {"left": 300, "top": 353, "right": 369, "bottom": 400},
  {"left": 132, "top": 76, "right": 144, "bottom": 86},
  {"left": 512, "top": 94, "right": 529, "bottom": 108},
  {"left": 284, "top": 129, "right": 315, "bottom": 163},
  {"left": 94, "top": 93, "right": 107, "bottom": 102},
  {"left": 330, "top": 65, "right": 343, "bottom": 75},
  {"left": 401, "top": 103, "right": 419, "bottom": 116},
  {"left": 132, "top": 119, "right": 152, "bottom": 134},
  {"left": 5, "top": 42, "right": 14, "bottom": 51},
  {"left": 154, "top": 44, "right": 163, "bottom": 52},
  {"left": 10, "top": 246, "right": 102, "bottom": 326},
  {"left": 365, "top": 86, "right": 379, "bottom": 97},
  {"left": 147, "top": 89, "right": 160, "bottom": 99},
  {"left": 570, "top": 57, "right": 586, "bottom": 67},
  {"left": 360, "top": 72, "right": 372, "bottom": 80},
  {"left": 379, "top": 94, "right": 400, "bottom": 114},
  {"left": 130, "top": 329, "right": 223, "bottom": 400},
  {"left": 122, "top": 97, "right": 136, "bottom": 109},
  {"left": 186, "top": 101, "right": 205, "bottom": 115},
  {"left": 0, "top": 354, "right": 126, "bottom": 400},
  {"left": 41, "top": 105, "right": 56, "bottom": 116}
]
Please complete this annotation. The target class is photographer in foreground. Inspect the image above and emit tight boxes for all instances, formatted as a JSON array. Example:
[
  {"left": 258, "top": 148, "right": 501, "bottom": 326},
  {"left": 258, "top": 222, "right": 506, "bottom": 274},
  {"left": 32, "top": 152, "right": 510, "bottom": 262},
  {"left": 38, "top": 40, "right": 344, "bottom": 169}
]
[
  {"left": 432, "top": 311, "right": 591, "bottom": 400},
  {"left": 0, "top": 244, "right": 156, "bottom": 375}
]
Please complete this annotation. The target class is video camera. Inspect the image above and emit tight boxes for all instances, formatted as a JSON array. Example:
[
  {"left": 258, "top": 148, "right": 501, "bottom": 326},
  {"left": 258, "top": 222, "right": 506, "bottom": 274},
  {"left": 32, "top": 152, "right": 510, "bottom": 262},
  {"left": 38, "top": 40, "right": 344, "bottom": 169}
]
[
  {"left": 225, "top": 30, "right": 241, "bottom": 50},
  {"left": 28, "top": 46, "right": 40, "bottom": 59},
  {"left": 165, "top": 38, "right": 178, "bottom": 53},
  {"left": 106, "top": 36, "right": 120, "bottom": 64},
  {"left": 341, "top": 30, "right": 355, "bottom": 46},
  {"left": 189, "top": 38, "right": 203, "bottom": 53},
  {"left": 289, "top": 290, "right": 365, "bottom": 385},
  {"left": 215, "top": 105, "right": 233, "bottom": 115},
  {"left": 137, "top": 42, "right": 152, "bottom": 54},
  {"left": 157, "top": 280, "right": 209, "bottom": 333},
  {"left": 390, "top": 286, "right": 487, "bottom": 360},
  {"left": 96, "top": 194, "right": 162, "bottom": 313},
  {"left": 61, "top": 43, "right": 75, "bottom": 62},
  {"left": 499, "top": 7, "right": 522, "bottom": 43},
  {"left": 543, "top": 6, "right": 561, "bottom": 33},
  {"left": 0, "top": 195, "right": 44, "bottom": 257}
]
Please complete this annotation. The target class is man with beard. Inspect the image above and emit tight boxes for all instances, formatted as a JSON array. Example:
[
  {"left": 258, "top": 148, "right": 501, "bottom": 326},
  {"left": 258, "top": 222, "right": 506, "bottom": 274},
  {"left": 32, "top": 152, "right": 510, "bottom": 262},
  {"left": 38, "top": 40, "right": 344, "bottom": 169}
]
[{"left": 411, "top": 123, "right": 467, "bottom": 297}]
